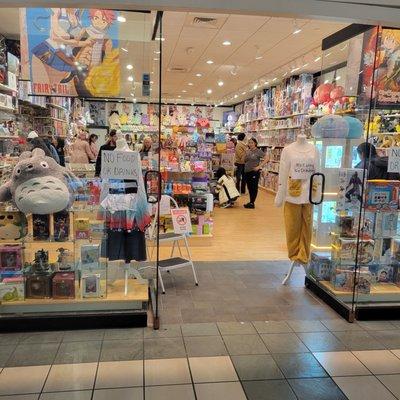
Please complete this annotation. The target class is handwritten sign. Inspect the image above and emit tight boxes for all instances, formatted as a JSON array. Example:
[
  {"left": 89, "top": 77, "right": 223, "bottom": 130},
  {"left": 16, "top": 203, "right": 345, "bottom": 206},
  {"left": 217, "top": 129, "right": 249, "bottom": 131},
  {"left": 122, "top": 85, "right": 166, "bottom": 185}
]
[
  {"left": 291, "top": 158, "right": 315, "bottom": 180},
  {"left": 101, "top": 151, "right": 140, "bottom": 180},
  {"left": 171, "top": 208, "right": 192, "bottom": 234},
  {"left": 388, "top": 147, "right": 400, "bottom": 173}
]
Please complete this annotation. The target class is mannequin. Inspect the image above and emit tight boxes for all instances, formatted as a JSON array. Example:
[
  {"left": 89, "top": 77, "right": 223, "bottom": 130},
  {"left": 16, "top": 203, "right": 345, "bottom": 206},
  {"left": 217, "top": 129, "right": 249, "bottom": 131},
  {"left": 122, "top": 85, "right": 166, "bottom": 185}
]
[{"left": 275, "top": 134, "right": 320, "bottom": 284}]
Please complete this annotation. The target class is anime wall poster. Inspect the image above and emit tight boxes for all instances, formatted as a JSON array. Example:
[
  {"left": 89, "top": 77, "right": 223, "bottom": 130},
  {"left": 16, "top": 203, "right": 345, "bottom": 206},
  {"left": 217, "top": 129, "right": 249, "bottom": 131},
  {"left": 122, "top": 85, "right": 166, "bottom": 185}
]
[
  {"left": 359, "top": 27, "right": 400, "bottom": 108},
  {"left": 20, "top": 8, "right": 121, "bottom": 98}
]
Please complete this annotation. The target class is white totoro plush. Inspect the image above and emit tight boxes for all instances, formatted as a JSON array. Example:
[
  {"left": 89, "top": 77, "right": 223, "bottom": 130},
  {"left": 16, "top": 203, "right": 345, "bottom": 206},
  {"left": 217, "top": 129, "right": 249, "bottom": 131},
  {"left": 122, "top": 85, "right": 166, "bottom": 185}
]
[{"left": 0, "top": 148, "right": 81, "bottom": 215}]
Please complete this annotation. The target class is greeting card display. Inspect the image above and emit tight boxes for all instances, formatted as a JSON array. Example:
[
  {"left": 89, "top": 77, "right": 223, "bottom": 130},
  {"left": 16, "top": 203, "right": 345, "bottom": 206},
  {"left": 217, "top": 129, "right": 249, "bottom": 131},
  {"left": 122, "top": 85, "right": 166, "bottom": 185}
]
[
  {"left": 81, "top": 273, "right": 100, "bottom": 298},
  {"left": 54, "top": 211, "right": 69, "bottom": 242},
  {"left": 81, "top": 244, "right": 99, "bottom": 270}
]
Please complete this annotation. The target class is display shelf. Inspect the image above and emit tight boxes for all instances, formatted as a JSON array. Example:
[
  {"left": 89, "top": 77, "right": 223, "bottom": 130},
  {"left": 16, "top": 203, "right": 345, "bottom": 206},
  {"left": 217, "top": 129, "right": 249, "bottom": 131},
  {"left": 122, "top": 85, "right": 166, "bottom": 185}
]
[
  {"left": 260, "top": 126, "right": 302, "bottom": 131},
  {"left": 0, "top": 105, "right": 15, "bottom": 113},
  {"left": 269, "top": 113, "right": 306, "bottom": 120},
  {"left": 18, "top": 99, "right": 46, "bottom": 109},
  {"left": 0, "top": 83, "right": 16, "bottom": 94},
  {"left": 34, "top": 116, "right": 67, "bottom": 123},
  {"left": 46, "top": 103, "right": 68, "bottom": 111},
  {"left": 0, "top": 135, "right": 17, "bottom": 140}
]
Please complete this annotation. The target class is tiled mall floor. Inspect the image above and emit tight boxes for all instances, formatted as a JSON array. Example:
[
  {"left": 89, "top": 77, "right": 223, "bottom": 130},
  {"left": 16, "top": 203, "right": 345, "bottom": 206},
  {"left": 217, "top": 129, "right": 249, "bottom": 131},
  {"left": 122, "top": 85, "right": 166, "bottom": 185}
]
[{"left": 2, "top": 321, "right": 400, "bottom": 399}]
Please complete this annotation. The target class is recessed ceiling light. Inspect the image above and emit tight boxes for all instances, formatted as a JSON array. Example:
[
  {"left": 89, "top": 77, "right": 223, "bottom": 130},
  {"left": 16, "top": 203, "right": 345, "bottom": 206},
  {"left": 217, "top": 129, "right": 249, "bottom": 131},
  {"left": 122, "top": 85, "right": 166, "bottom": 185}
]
[
  {"left": 150, "top": 81, "right": 154, "bottom": 84},
  {"left": 291, "top": 67, "right": 300, "bottom": 73},
  {"left": 283, "top": 72, "right": 288, "bottom": 77},
  {"left": 188, "top": 82, "right": 194, "bottom": 86},
  {"left": 234, "top": 94, "right": 238, "bottom": 98},
  {"left": 293, "top": 28, "right": 302, "bottom": 34},
  {"left": 335, "top": 76, "right": 341, "bottom": 81},
  {"left": 206, "top": 60, "right": 214, "bottom": 64},
  {"left": 150, "top": 88, "right": 153, "bottom": 91},
  {"left": 196, "top": 73, "right": 202, "bottom": 77},
  {"left": 133, "top": 98, "right": 137, "bottom": 103},
  {"left": 153, "top": 58, "right": 159, "bottom": 61},
  {"left": 325, "top": 52, "right": 332, "bottom": 57},
  {"left": 220, "top": 101, "right": 224, "bottom": 105},
  {"left": 178, "top": 95, "right": 181, "bottom": 98},
  {"left": 182, "top": 90, "right": 187, "bottom": 93},
  {"left": 218, "top": 81, "right": 224, "bottom": 87},
  {"left": 222, "top": 40, "right": 231, "bottom": 46},
  {"left": 253, "top": 84, "right": 258, "bottom": 90},
  {"left": 207, "top": 89, "right": 212, "bottom": 94},
  {"left": 155, "top": 37, "right": 165, "bottom": 41},
  {"left": 128, "top": 76, "right": 134, "bottom": 82},
  {"left": 121, "top": 47, "right": 128, "bottom": 52},
  {"left": 314, "top": 56, "right": 321, "bottom": 62},
  {"left": 191, "top": 103, "right": 194, "bottom": 106},
  {"left": 242, "top": 91, "right": 246, "bottom": 95},
  {"left": 254, "top": 45, "right": 263, "bottom": 60},
  {"left": 272, "top": 78, "right": 277, "bottom": 81},
  {"left": 324, "top": 79, "right": 330, "bottom": 84},
  {"left": 117, "top": 15, "right": 126, "bottom": 23},
  {"left": 130, "top": 93, "right": 135, "bottom": 97},
  {"left": 154, "top": 50, "right": 161, "bottom": 54},
  {"left": 126, "top": 64, "right": 133, "bottom": 70},
  {"left": 302, "top": 63, "right": 309, "bottom": 68}
]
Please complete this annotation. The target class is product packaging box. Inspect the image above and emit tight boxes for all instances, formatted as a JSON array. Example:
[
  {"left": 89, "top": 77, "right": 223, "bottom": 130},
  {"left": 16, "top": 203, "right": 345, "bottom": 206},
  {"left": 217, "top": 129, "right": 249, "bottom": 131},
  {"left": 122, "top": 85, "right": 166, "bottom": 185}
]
[
  {"left": 360, "top": 211, "right": 376, "bottom": 239},
  {"left": 33, "top": 214, "right": 50, "bottom": 240},
  {"left": 331, "top": 267, "right": 354, "bottom": 291},
  {"left": 0, "top": 244, "right": 22, "bottom": 272},
  {"left": 332, "top": 238, "right": 374, "bottom": 265},
  {"left": 52, "top": 272, "right": 75, "bottom": 299},
  {"left": 336, "top": 215, "right": 355, "bottom": 238},
  {"left": 75, "top": 218, "right": 90, "bottom": 240},
  {"left": 25, "top": 274, "right": 53, "bottom": 299},
  {"left": 54, "top": 211, "right": 69, "bottom": 242},
  {"left": 369, "top": 264, "right": 394, "bottom": 284},
  {"left": 337, "top": 168, "right": 364, "bottom": 212},
  {"left": 373, "top": 238, "right": 393, "bottom": 263},
  {"left": 308, "top": 252, "right": 332, "bottom": 281},
  {"left": 365, "top": 180, "right": 400, "bottom": 212},
  {"left": 374, "top": 212, "right": 398, "bottom": 238},
  {"left": 81, "top": 244, "right": 99, "bottom": 270},
  {"left": 81, "top": 273, "right": 101, "bottom": 298},
  {"left": 0, "top": 276, "right": 24, "bottom": 301}
]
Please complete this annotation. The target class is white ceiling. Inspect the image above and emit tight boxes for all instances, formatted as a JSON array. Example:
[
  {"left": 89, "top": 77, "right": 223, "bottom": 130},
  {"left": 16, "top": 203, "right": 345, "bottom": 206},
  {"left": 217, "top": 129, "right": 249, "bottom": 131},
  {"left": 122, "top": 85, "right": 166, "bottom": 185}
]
[{"left": 0, "top": 9, "right": 348, "bottom": 105}]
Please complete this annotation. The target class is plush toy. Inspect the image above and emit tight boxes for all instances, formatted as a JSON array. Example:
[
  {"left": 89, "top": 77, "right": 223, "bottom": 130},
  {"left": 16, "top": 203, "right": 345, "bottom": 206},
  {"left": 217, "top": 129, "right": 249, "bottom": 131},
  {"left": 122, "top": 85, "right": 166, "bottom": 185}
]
[
  {"left": 313, "top": 83, "right": 334, "bottom": 105},
  {"left": 0, "top": 149, "right": 81, "bottom": 215},
  {"left": 108, "top": 111, "right": 121, "bottom": 130},
  {"left": 330, "top": 85, "right": 345, "bottom": 101},
  {"left": 381, "top": 135, "right": 394, "bottom": 148}
]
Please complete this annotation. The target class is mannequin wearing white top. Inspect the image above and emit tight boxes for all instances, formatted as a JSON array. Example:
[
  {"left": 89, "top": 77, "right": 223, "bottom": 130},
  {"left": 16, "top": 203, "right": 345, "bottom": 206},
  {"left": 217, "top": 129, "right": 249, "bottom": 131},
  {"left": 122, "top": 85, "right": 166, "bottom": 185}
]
[{"left": 275, "top": 134, "right": 319, "bottom": 284}]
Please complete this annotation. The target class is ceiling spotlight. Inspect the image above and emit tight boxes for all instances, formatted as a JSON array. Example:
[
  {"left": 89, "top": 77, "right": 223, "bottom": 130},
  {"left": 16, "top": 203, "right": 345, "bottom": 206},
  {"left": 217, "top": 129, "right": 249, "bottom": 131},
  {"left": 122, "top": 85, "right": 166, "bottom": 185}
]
[
  {"left": 155, "top": 37, "right": 165, "bottom": 41},
  {"left": 133, "top": 98, "right": 137, "bottom": 103},
  {"left": 154, "top": 50, "right": 161, "bottom": 54},
  {"left": 126, "top": 64, "right": 133, "bottom": 70},
  {"left": 130, "top": 93, "right": 135, "bottom": 97},
  {"left": 153, "top": 58, "right": 159, "bottom": 61},
  {"left": 196, "top": 73, "right": 202, "bottom": 77},
  {"left": 283, "top": 72, "right": 288, "bottom": 77},
  {"left": 242, "top": 91, "right": 246, "bottom": 95},
  {"left": 302, "top": 63, "right": 309, "bottom": 68},
  {"left": 324, "top": 79, "right": 330, "bottom": 84},
  {"left": 191, "top": 103, "right": 194, "bottom": 106},
  {"left": 178, "top": 95, "right": 181, "bottom": 98},
  {"left": 121, "top": 47, "right": 128, "bottom": 52},
  {"left": 206, "top": 60, "right": 214, "bottom": 64},
  {"left": 291, "top": 67, "right": 300, "bottom": 73},
  {"left": 222, "top": 40, "right": 231, "bottom": 46},
  {"left": 218, "top": 81, "right": 224, "bottom": 87},
  {"left": 254, "top": 45, "right": 263, "bottom": 60},
  {"left": 314, "top": 56, "right": 321, "bottom": 62},
  {"left": 325, "top": 52, "right": 332, "bottom": 57},
  {"left": 272, "top": 78, "right": 277, "bottom": 82},
  {"left": 340, "top": 44, "right": 348, "bottom": 51},
  {"left": 335, "top": 76, "right": 341, "bottom": 81},
  {"left": 234, "top": 94, "right": 238, "bottom": 99},
  {"left": 231, "top": 65, "right": 238, "bottom": 76},
  {"left": 182, "top": 90, "right": 187, "bottom": 93},
  {"left": 220, "top": 101, "right": 224, "bottom": 105},
  {"left": 128, "top": 76, "right": 134, "bottom": 82},
  {"left": 207, "top": 89, "right": 212, "bottom": 94},
  {"left": 117, "top": 15, "right": 126, "bottom": 23},
  {"left": 188, "top": 82, "right": 194, "bottom": 86},
  {"left": 253, "top": 84, "right": 258, "bottom": 90},
  {"left": 292, "top": 20, "right": 302, "bottom": 35}
]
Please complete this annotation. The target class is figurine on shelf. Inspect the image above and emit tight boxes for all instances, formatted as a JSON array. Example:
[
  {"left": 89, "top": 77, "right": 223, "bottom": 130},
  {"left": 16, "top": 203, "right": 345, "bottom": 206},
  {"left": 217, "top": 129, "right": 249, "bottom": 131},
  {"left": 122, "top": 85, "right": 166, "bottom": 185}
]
[{"left": 32, "top": 249, "right": 50, "bottom": 274}]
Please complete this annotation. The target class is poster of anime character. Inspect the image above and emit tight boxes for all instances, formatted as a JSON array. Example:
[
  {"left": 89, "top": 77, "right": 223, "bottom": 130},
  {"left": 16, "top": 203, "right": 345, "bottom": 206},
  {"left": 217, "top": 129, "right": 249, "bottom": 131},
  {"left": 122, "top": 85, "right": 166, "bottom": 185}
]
[
  {"left": 359, "top": 27, "right": 400, "bottom": 107},
  {"left": 20, "top": 8, "right": 120, "bottom": 98}
]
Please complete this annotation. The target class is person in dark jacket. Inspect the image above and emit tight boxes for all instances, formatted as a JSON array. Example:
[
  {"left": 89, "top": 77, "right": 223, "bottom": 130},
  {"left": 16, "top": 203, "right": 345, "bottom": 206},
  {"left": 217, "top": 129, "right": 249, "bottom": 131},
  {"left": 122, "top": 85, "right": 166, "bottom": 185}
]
[
  {"left": 95, "top": 129, "right": 117, "bottom": 177},
  {"left": 355, "top": 142, "right": 392, "bottom": 179},
  {"left": 53, "top": 136, "right": 66, "bottom": 167}
]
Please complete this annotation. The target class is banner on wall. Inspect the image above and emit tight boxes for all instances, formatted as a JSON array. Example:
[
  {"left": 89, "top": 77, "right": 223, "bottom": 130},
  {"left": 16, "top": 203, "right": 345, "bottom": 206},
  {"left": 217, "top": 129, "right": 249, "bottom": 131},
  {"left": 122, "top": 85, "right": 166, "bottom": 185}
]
[
  {"left": 20, "top": 8, "right": 121, "bottom": 97},
  {"left": 359, "top": 27, "right": 400, "bottom": 108}
]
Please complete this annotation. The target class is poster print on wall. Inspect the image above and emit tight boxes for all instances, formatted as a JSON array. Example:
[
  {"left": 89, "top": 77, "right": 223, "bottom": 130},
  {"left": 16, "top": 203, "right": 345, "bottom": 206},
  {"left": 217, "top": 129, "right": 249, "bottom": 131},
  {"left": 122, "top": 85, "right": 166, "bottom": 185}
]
[
  {"left": 359, "top": 27, "right": 400, "bottom": 108},
  {"left": 20, "top": 8, "right": 120, "bottom": 98}
]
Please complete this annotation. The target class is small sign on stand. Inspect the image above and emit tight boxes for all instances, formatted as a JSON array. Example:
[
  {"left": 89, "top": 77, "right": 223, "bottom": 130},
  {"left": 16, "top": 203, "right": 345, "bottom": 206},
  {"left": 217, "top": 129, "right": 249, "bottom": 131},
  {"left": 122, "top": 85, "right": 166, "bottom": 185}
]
[
  {"left": 100, "top": 150, "right": 140, "bottom": 180},
  {"left": 171, "top": 208, "right": 192, "bottom": 234},
  {"left": 388, "top": 147, "right": 400, "bottom": 173}
]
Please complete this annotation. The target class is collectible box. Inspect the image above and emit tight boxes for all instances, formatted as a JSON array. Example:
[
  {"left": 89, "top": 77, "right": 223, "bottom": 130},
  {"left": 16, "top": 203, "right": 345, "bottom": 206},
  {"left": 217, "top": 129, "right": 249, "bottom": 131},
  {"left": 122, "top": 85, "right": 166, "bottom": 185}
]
[
  {"left": 331, "top": 267, "right": 354, "bottom": 291},
  {"left": 336, "top": 215, "right": 355, "bottom": 238},
  {"left": 33, "top": 214, "right": 50, "bottom": 240},
  {"left": 365, "top": 180, "right": 400, "bottom": 211},
  {"left": 374, "top": 212, "right": 398, "bottom": 238},
  {"left": 332, "top": 238, "right": 374, "bottom": 265},
  {"left": 25, "top": 274, "right": 53, "bottom": 299},
  {"left": 81, "top": 244, "right": 99, "bottom": 270},
  {"left": 52, "top": 272, "right": 75, "bottom": 299},
  {"left": 0, "top": 244, "right": 22, "bottom": 271},
  {"left": 369, "top": 264, "right": 394, "bottom": 284},
  {"left": 54, "top": 211, "right": 69, "bottom": 242},
  {"left": 75, "top": 218, "right": 90, "bottom": 240},
  {"left": 81, "top": 273, "right": 101, "bottom": 298},
  {"left": 337, "top": 168, "right": 364, "bottom": 212},
  {"left": 373, "top": 238, "right": 393, "bottom": 263},
  {"left": 0, "top": 276, "right": 24, "bottom": 301},
  {"left": 308, "top": 251, "right": 332, "bottom": 281},
  {"left": 360, "top": 211, "right": 376, "bottom": 239}
]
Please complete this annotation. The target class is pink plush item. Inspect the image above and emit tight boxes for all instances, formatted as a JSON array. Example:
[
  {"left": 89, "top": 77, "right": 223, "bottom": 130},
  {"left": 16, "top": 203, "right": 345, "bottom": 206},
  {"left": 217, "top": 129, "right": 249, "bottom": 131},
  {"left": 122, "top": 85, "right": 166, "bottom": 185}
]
[
  {"left": 330, "top": 85, "right": 345, "bottom": 101},
  {"left": 313, "top": 83, "right": 334, "bottom": 104}
]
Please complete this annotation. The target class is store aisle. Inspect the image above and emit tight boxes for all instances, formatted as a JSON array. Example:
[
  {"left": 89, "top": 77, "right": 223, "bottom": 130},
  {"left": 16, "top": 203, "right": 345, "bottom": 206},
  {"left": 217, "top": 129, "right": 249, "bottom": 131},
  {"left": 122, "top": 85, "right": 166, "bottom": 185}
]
[
  {"left": 161, "top": 190, "right": 288, "bottom": 262},
  {"left": 2, "top": 320, "right": 400, "bottom": 399}
]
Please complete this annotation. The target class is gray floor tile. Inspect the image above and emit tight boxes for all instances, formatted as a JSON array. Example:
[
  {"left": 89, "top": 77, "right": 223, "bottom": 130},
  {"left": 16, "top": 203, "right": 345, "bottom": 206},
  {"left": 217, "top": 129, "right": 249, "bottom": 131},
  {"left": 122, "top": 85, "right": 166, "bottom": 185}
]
[
  {"left": 377, "top": 374, "right": 400, "bottom": 399},
  {"left": 62, "top": 330, "right": 104, "bottom": 342},
  {"left": 297, "top": 332, "right": 347, "bottom": 352},
  {"left": 0, "top": 365, "right": 50, "bottom": 395},
  {"left": 103, "top": 328, "right": 143, "bottom": 340},
  {"left": 145, "top": 358, "right": 191, "bottom": 386},
  {"left": 332, "top": 330, "right": 385, "bottom": 351},
  {"left": 287, "top": 320, "right": 328, "bottom": 333},
  {"left": 370, "top": 330, "right": 400, "bottom": 349},
  {"left": 252, "top": 321, "right": 293, "bottom": 334},
  {"left": 1, "top": 395, "right": 39, "bottom": 400},
  {"left": 184, "top": 335, "right": 227, "bottom": 357},
  {"left": 43, "top": 363, "right": 97, "bottom": 392},
  {"left": 0, "top": 344, "right": 16, "bottom": 367},
  {"left": 321, "top": 319, "right": 362, "bottom": 332},
  {"left": 54, "top": 341, "right": 101, "bottom": 364},
  {"left": 223, "top": 334, "right": 268, "bottom": 355},
  {"left": 289, "top": 377, "right": 347, "bottom": 400},
  {"left": 217, "top": 322, "right": 256, "bottom": 335},
  {"left": 242, "top": 380, "right": 297, "bottom": 400},
  {"left": 231, "top": 354, "right": 284, "bottom": 381},
  {"left": 314, "top": 351, "right": 371, "bottom": 376},
  {"left": 181, "top": 323, "right": 219, "bottom": 336},
  {"left": 272, "top": 353, "right": 327, "bottom": 379},
  {"left": 100, "top": 339, "right": 143, "bottom": 362},
  {"left": 358, "top": 321, "right": 397, "bottom": 331},
  {"left": 39, "top": 391, "right": 92, "bottom": 399},
  {"left": 260, "top": 333, "right": 309, "bottom": 353},
  {"left": 195, "top": 382, "right": 247, "bottom": 400},
  {"left": 144, "top": 324, "right": 182, "bottom": 338},
  {"left": 189, "top": 356, "right": 238, "bottom": 383},
  {"left": 7, "top": 343, "right": 59, "bottom": 367},
  {"left": 353, "top": 350, "right": 400, "bottom": 374},
  {"left": 334, "top": 376, "right": 397, "bottom": 400},
  {"left": 95, "top": 360, "right": 143, "bottom": 389},
  {"left": 145, "top": 384, "right": 195, "bottom": 400},
  {"left": 144, "top": 337, "right": 186, "bottom": 359},
  {"left": 0, "top": 333, "right": 22, "bottom": 345},
  {"left": 93, "top": 387, "right": 143, "bottom": 400},
  {"left": 20, "top": 332, "right": 64, "bottom": 344}
]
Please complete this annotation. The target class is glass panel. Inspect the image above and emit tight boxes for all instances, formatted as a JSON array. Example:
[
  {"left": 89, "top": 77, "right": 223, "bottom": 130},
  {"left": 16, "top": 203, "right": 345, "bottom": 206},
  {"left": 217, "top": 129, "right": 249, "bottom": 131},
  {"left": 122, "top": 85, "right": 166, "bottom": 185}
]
[{"left": 307, "top": 28, "right": 378, "bottom": 317}]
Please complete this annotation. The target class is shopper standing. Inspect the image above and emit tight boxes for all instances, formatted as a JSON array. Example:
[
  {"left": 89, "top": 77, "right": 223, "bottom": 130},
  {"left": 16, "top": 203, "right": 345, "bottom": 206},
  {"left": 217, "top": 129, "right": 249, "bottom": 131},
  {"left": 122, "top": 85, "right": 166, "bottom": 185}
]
[
  {"left": 88, "top": 134, "right": 99, "bottom": 160},
  {"left": 244, "top": 138, "right": 268, "bottom": 209},
  {"left": 140, "top": 136, "right": 153, "bottom": 159},
  {"left": 53, "top": 136, "right": 66, "bottom": 166},
  {"left": 95, "top": 129, "right": 117, "bottom": 177},
  {"left": 70, "top": 129, "right": 96, "bottom": 164},
  {"left": 235, "top": 133, "right": 247, "bottom": 194}
]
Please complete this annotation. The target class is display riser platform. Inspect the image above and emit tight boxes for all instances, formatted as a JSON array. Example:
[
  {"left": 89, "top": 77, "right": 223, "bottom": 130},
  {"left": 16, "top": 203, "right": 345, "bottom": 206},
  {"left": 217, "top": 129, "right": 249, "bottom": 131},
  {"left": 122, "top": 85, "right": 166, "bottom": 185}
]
[{"left": 0, "top": 309, "right": 147, "bottom": 332}]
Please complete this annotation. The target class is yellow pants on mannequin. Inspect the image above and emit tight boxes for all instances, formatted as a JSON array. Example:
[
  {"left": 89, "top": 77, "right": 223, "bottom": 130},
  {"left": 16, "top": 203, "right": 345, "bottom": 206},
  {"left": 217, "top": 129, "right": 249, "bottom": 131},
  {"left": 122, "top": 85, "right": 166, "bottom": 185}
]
[{"left": 283, "top": 202, "right": 312, "bottom": 265}]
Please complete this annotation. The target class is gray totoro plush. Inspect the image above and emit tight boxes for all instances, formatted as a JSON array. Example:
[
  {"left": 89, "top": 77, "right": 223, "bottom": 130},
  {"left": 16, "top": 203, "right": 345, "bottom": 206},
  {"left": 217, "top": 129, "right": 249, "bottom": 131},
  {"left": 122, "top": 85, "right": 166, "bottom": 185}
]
[{"left": 0, "top": 148, "right": 81, "bottom": 215}]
